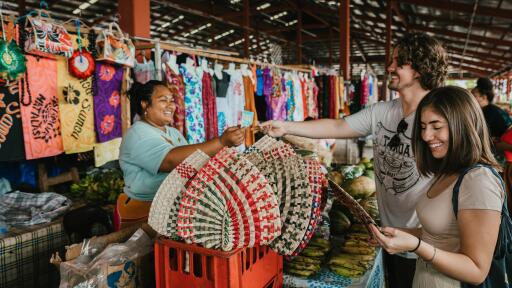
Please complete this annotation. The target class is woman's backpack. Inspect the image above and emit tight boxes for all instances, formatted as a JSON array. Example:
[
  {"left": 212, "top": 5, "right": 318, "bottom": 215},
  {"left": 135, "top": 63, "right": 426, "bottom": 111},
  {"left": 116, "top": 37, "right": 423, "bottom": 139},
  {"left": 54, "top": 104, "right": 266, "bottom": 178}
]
[{"left": 452, "top": 164, "right": 512, "bottom": 288}]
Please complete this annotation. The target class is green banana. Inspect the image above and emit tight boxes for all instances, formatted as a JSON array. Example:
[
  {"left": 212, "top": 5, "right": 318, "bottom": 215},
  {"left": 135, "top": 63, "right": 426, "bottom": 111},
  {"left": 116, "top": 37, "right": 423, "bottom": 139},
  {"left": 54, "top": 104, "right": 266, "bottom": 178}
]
[
  {"left": 292, "top": 256, "right": 322, "bottom": 265},
  {"left": 340, "top": 246, "right": 376, "bottom": 255},
  {"left": 329, "top": 266, "right": 365, "bottom": 278}
]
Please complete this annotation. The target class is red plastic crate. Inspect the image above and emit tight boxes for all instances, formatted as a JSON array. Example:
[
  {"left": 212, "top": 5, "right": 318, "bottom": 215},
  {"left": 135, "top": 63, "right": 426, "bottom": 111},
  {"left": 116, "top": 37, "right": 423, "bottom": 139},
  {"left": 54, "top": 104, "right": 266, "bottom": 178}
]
[{"left": 155, "top": 237, "right": 283, "bottom": 288}]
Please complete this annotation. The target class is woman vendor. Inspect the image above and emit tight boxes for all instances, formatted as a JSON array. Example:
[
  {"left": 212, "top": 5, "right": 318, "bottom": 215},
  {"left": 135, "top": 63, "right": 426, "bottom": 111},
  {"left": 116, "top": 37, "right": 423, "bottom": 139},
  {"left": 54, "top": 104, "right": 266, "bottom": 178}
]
[{"left": 115, "top": 80, "right": 245, "bottom": 229}]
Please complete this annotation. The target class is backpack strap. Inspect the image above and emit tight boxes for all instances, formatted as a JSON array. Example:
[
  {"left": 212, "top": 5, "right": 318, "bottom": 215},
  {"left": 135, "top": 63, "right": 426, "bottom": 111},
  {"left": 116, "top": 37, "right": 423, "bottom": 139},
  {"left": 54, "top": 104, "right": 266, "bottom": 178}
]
[{"left": 451, "top": 164, "right": 508, "bottom": 219}]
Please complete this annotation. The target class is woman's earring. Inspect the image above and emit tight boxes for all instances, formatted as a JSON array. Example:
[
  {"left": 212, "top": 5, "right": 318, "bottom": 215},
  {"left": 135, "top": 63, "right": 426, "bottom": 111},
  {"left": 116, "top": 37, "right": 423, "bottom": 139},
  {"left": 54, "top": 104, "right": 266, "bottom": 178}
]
[{"left": 144, "top": 110, "right": 148, "bottom": 117}]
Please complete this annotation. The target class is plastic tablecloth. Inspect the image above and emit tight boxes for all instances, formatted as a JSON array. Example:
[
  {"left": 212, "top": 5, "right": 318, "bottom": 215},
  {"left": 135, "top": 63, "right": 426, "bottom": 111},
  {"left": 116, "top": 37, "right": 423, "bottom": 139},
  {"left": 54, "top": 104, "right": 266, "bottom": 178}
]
[{"left": 283, "top": 249, "right": 384, "bottom": 288}]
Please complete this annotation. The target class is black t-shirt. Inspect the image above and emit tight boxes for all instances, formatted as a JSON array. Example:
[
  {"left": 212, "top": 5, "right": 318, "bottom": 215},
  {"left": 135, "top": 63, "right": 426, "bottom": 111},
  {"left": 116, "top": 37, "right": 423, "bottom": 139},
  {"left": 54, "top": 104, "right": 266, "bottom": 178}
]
[{"left": 483, "top": 104, "right": 509, "bottom": 138}]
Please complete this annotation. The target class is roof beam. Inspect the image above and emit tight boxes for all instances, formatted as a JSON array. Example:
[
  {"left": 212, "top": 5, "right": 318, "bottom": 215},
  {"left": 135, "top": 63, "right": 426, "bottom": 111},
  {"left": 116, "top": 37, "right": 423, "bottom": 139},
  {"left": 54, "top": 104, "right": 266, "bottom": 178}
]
[
  {"left": 448, "top": 53, "right": 503, "bottom": 71},
  {"left": 409, "top": 13, "right": 510, "bottom": 35},
  {"left": 410, "top": 24, "right": 512, "bottom": 48},
  {"left": 449, "top": 61, "right": 492, "bottom": 77},
  {"left": 446, "top": 46, "right": 509, "bottom": 66},
  {"left": 153, "top": 0, "right": 290, "bottom": 45},
  {"left": 397, "top": 0, "right": 512, "bottom": 21}
]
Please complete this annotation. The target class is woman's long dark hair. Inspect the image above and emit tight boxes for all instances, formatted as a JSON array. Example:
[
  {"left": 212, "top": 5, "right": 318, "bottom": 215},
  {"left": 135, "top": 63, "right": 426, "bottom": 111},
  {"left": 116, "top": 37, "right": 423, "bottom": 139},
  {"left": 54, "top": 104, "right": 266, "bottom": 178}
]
[{"left": 412, "top": 86, "right": 500, "bottom": 176}]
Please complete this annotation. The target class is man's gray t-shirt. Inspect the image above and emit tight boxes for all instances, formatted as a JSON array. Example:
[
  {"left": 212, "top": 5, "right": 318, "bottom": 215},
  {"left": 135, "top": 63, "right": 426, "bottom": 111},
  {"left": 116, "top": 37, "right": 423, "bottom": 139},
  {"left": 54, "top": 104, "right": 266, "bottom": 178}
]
[{"left": 345, "top": 98, "right": 431, "bottom": 229}]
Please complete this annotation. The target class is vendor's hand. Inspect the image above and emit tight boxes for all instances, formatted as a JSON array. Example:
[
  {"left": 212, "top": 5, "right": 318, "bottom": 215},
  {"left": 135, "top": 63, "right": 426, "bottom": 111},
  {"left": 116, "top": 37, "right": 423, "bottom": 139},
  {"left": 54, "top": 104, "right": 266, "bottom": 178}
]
[
  {"left": 220, "top": 126, "right": 245, "bottom": 147},
  {"left": 369, "top": 224, "right": 418, "bottom": 254},
  {"left": 259, "top": 120, "right": 287, "bottom": 137}
]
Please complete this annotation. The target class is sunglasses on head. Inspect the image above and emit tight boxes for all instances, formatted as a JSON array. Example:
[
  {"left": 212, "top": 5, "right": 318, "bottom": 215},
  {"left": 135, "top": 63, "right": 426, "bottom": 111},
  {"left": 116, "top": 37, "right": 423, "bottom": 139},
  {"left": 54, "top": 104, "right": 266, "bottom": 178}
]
[{"left": 387, "top": 118, "right": 408, "bottom": 148}]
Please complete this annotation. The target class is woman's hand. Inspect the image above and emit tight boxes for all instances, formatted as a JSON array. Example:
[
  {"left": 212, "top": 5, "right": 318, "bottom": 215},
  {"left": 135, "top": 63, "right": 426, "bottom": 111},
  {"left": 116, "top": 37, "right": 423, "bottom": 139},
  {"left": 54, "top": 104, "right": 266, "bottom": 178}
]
[
  {"left": 220, "top": 126, "right": 245, "bottom": 147},
  {"left": 259, "top": 120, "right": 287, "bottom": 137},
  {"left": 369, "top": 224, "right": 419, "bottom": 254}
]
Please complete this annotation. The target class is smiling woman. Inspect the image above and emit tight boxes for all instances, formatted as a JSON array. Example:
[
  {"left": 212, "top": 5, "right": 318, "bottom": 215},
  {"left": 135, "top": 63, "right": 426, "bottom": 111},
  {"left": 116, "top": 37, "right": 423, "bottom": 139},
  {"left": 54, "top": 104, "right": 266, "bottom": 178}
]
[
  {"left": 370, "top": 86, "right": 505, "bottom": 288},
  {"left": 115, "top": 80, "right": 246, "bottom": 230}
]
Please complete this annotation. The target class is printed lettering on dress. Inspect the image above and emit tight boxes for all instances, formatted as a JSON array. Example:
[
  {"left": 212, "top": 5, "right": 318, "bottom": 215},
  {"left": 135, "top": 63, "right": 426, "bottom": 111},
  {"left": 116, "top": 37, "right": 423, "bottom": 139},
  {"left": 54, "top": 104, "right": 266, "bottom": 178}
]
[
  {"left": 374, "top": 121, "right": 420, "bottom": 194},
  {"left": 0, "top": 81, "right": 20, "bottom": 147},
  {"left": 31, "top": 93, "right": 60, "bottom": 143}
]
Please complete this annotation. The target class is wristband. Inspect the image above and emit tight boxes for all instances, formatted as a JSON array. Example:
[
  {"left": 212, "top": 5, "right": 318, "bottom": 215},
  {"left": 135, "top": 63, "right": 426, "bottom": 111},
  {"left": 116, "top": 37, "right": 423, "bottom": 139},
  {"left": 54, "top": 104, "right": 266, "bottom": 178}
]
[{"left": 408, "top": 236, "right": 421, "bottom": 253}]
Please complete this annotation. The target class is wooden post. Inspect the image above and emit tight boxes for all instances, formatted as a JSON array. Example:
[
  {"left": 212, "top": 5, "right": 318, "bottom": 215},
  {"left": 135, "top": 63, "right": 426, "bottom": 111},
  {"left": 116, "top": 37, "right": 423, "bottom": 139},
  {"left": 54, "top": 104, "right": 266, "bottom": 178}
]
[
  {"left": 243, "top": 0, "right": 250, "bottom": 58},
  {"left": 338, "top": 0, "right": 350, "bottom": 79},
  {"left": 118, "top": 0, "right": 151, "bottom": 134},
  {"left": 296, "top": 10, "right": 303, "bottom": 64}
]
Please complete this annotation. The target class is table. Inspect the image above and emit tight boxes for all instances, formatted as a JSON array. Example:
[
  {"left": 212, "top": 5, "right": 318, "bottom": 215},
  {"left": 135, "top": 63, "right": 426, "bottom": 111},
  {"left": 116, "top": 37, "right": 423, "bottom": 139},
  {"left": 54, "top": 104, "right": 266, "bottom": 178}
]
[{"left": 283, "top": 249, "right": 384, "bottom": 288}]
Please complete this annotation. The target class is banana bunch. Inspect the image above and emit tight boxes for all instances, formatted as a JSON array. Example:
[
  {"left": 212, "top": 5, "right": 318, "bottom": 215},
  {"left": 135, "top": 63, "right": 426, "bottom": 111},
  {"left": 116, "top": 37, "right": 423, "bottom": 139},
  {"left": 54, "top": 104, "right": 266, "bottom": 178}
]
[
  {"left": 329, "top": 228, "right": 376, "bottom": 278},
  {"left": 285, "top": 236, "right": 330, "bottom": 278}
]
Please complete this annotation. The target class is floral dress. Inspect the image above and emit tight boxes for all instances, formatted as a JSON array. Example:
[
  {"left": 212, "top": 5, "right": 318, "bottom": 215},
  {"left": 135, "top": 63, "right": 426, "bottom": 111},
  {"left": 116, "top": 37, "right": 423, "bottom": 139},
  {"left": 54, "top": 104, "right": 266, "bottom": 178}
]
[
  {"left": 164, "top": 63, "right": 186, "bottom": 136},
  {"left": 180, "top": 64, "right": 205, "bottom": 144}
]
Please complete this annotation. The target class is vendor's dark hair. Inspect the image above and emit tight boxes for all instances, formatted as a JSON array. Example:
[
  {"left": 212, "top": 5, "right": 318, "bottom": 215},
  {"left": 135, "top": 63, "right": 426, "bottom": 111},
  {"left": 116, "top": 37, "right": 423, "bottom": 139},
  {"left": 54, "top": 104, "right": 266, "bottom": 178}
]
[
  {"left": 412, "top": 86, "right": 500, "bottom": 177},
  {"left": 128, "top": 80, "right": 167, "bottom": 116},
  {"left": 395, "top": 32, "right": 448, "bottom": 90},
  {"left": 474, "top": 77, "right": 495, "bottom": 102}
]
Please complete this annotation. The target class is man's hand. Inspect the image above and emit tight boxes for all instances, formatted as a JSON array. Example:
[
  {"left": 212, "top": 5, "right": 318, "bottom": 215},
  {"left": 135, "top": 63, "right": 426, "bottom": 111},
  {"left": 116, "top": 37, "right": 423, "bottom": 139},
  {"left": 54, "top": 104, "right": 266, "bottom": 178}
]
[{"left": 259, "top": 120, "right": 287, "bottom": 137}]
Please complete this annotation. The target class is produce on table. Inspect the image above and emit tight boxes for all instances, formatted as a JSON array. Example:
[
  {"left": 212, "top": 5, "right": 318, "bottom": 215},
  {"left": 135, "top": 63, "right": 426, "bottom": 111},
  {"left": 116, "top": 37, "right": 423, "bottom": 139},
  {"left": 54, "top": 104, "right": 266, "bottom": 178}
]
[{"left": 285, "top": 236, "right": 330, "bottom": 278}]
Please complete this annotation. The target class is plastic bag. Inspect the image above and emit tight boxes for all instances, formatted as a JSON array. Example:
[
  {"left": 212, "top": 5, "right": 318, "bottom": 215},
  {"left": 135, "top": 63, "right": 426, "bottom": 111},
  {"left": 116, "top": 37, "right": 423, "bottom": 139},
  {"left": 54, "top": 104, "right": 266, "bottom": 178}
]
[{"left": 59, "top": 228, "right": 153, "bottom": 288}]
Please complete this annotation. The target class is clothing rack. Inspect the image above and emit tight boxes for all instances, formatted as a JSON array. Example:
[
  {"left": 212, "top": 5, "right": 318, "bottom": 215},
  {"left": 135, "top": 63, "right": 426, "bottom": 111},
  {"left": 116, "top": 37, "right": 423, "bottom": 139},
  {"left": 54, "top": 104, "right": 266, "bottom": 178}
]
[{"left": 132, "top": 36, "right": 312, "bottom": 82}]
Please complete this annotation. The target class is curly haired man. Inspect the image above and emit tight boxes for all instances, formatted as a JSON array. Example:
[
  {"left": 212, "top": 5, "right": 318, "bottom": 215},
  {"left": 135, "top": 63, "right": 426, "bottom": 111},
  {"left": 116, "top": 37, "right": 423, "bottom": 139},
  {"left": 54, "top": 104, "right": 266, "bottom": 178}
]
[{"left": 261, "top": 32, "right": 449, "bottom": 288}]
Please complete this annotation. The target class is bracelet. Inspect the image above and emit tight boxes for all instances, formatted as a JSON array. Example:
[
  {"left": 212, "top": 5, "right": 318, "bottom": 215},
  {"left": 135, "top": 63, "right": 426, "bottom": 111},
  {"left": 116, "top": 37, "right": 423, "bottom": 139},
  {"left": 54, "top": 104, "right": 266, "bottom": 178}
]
[
  {"left": 408, "top": 236, "right": 421, "bottom": 253},
  {"left": 425, "top": 247, "right": 437, "bottom": 263}
]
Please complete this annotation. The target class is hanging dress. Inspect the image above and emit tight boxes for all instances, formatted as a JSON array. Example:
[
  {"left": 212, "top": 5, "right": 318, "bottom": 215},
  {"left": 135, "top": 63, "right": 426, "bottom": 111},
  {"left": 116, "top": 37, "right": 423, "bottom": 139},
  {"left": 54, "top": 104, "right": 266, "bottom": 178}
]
[
  {"left": 201, "top": 72, "right": 218, "bottom": 140},
  {"left": 0, "top": 80, "right": 25, "bottom": 161},
  {"left": 270, "top": 72, "right": 287, "bottom": 121},
  {"left": 225, "top": 70, "right": 245, "bottom": 128},
  {"left": 163, "top": 62, "right": 186, "bottom": 136},
  {"left": 20, "top": 55, "right": 63, "bottom": 160},
  {"left": 307, "top": 78, "right": 319, "bottom": 119},
  {"left": 93, "top": 62, "right": 123, "bottom": 143},
  {"left": 285, "top": 75, "right": 295, "bottom": 121},
  {"left": 180, "top": 64, "right": 205, "bottom": 144},
  {"left": 292, "top": 73, "right": 304, "bottom": 122},
  {"left": 243, "top": 76, "right": 257, "bottom": 146}
]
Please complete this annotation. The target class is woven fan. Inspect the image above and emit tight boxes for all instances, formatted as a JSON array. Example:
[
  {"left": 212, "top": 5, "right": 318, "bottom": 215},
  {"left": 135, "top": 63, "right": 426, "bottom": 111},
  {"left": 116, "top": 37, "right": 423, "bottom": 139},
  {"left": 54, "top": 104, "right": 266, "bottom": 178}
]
[
  {"left": 244, "top": 135, "right": 277, "bottom": 154},
  {"left": 269, "top": 155, "right": 312, "bottom": 255},
  {"left": 179, "top": 148, "right": 259, "bottom": 250},
  {"left": 290, "top": 158, "right": 326, "bottom": 256},
  {"left": 148, "top": 150, "right": 210, "bottom": 238},
  {"left": 328, "top": 178, "right": 376, "bottom": 231}
]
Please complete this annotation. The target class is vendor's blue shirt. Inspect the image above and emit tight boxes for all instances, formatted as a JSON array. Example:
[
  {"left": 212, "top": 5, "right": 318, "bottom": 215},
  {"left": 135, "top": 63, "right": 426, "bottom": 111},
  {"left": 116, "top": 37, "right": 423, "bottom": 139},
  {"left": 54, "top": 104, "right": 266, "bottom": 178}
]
[{"left": 119, "top": 121, "right": 188, "bottom": 201}]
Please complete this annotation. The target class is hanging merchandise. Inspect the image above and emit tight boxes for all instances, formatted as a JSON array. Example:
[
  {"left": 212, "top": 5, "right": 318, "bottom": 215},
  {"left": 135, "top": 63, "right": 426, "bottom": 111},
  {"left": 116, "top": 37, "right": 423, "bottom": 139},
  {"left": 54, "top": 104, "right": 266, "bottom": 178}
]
[
  {"left": 224, "top": 67, "right": 245, "bottom": 129},
  {"left": 163, "top": 59, "right": 185, "bottom": 136},
  {"left": 57, "top": 57, "right": 95, "bottom": 153},
  {"left": 269, "top": 70, "right": 287, "bottom": 121},
  {"left": 24, "top": 11, "right": 73, "bottom": 58},
  {"left": 306, "top": 76, "right": 319, "bottom": 119},
  {"left": 201, "top": 71, "right": 218, "bottom": 140},
  {"left": 95, "top": 23, "right": 135, "bottom": 67},
  {"left": 20, "top": 55, "right": 63, "bottom": 160},
  {"left": 66, "top": 20, "right": 95, "bottom": 79},
  {"left": 93, "top": 61, "right": 123, "bottom": 143},
  {"left": 0, "top": 80, "right": 25, "bottom": 161},
  {"left": 94, "top": 137, "right": 122, "bottom": 167},
  {"left": 180, "top": 60, "right": 205, "bottom": 144},
  {"left": 242, "top": 75, "right": 257, "bottom": 146},
  {"left": 0, "top": 40, "right": 26, "bottom": 81},
  {"left": 133, "top": 50, "right": 156, "bottom": 84},
  {"left": 67, "top": 49, "right": 94, "bottom": 79}
]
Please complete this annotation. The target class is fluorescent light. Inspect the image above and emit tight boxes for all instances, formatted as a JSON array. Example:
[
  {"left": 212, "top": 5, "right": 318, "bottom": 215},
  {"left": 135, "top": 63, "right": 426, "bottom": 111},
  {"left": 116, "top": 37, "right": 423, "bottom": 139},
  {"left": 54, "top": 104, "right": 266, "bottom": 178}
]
[
  {"left": 89, "top": 0, "right": 98, "bottom": 4},
  {"left": 270, "top": 11, "right": 287, "bottom": 20},
  {"left": 183, "top": 33, "right": 190, "bottom": 37},
  {"left": 162, "top": 22, "right": 170, "bottom": 28},
  {"left": 79, "top": 3, "right": 90, "bottom": 9},
  {"left": 172, "top": 15, "right": 184, "bottom": 23},
  {"left": 72, "top": 9, "right": 81, "bottom": 14},
  {"left": 257, "top": 3, "right": 271, "bottom": 10}
]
